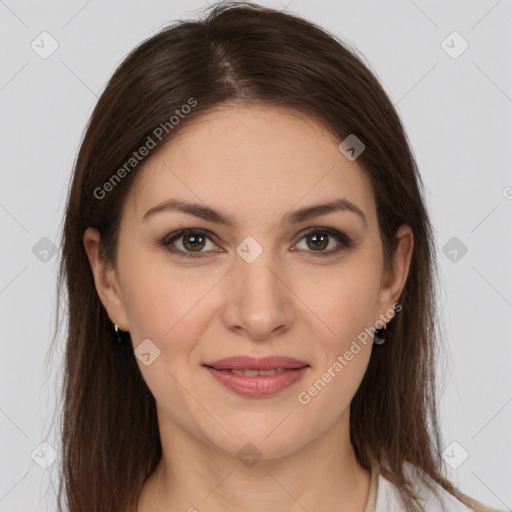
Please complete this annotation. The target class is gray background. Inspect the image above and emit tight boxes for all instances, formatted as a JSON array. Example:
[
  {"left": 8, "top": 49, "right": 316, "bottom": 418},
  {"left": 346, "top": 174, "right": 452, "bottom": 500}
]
[{"left": 1, "top": 0, "right": 511, "bottom": 510}]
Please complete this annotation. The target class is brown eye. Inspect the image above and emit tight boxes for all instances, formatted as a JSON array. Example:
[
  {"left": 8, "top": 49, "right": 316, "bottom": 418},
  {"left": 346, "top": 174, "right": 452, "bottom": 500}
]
[
  {"left": 163, "top": 229, "right": 217, "bottom": 258},
  {"left": 181, "top": 232, "right": 206, "bottom": 252},
  {"left": 295, "top": 228, "right": 352, "bottom": 256},
  {"left": 305, "top": 232, "right": 329, "bottom": 251},
  {"left": 162, "top": 227, "right": 353, "bottom": 260}
]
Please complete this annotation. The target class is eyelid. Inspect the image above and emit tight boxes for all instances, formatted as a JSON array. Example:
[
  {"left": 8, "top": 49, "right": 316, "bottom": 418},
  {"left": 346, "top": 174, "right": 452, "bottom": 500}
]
[
  {"left": 294, "top": 227, "right": 353, "bottom": 256},
  {"left": 162, "top": 226, "right": 353, "bottom": 258},
  {"left": 162, "top": 228, "right": 219, "bottom": 258}
]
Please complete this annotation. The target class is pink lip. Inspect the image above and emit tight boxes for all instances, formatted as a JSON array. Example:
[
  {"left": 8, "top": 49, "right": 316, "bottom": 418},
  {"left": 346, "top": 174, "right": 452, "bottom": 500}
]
[
  {"left": 202, "top": 356, "right": 310, "bottom": 398},
  {"left": 204, "top": 366, "right": 310, "bottom": 398},
  {"left": 204, "top": 355, "right": 309, "bottom": 370}
]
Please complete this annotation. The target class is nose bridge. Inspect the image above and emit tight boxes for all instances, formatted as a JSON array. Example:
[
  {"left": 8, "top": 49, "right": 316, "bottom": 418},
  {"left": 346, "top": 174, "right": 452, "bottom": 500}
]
[{"left": 224, "top": 237, "right": 293, "bottom": 338}]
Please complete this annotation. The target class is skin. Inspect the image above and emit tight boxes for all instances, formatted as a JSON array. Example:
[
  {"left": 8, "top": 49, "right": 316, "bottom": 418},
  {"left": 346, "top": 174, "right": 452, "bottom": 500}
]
[{"left": 84, "top": 105, "right": 413, "bottom": 512}]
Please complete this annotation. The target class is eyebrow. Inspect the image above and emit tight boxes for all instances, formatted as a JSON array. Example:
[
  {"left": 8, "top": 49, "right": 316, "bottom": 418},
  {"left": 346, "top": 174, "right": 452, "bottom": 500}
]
[{"left": 143, "top": 198, "right": 367, "bottom": 230}]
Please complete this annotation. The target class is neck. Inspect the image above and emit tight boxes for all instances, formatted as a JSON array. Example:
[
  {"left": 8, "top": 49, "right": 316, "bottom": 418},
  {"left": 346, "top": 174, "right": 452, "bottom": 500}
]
[{"left": 137, "top": 409, "right": 371, "bottom": 512}]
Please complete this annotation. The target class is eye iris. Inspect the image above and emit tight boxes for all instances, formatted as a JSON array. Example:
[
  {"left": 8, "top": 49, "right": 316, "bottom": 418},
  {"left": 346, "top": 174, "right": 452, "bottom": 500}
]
[
  {"left": 183, "top": 233, "right": 205, "bottom": 252},
  {"left": 307, "top": 232, "right": 328, "bottom": 251}
]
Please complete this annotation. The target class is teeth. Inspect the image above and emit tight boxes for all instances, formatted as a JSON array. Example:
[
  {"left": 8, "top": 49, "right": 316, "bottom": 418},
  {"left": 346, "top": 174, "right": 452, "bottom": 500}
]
[
  {"left": 259, "top": 369, "right": 284, "bottom": 376},
  {"left": 231, "top": 369, "right": 260, "bottom": 376},
  {"left": 229, "top": 368, "right": 286, "bottom": 376}
]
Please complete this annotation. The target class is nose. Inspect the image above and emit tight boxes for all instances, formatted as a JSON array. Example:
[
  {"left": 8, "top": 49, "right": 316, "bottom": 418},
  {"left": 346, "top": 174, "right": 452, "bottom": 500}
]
[{"left": 221, "top": 248, "right": 295, "bottom": 341}]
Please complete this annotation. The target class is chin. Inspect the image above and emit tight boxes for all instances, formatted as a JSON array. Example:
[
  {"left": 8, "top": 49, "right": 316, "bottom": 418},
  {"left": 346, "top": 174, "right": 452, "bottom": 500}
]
[{"left": 203, "top": 417, "right": 310, "bottom": 462}]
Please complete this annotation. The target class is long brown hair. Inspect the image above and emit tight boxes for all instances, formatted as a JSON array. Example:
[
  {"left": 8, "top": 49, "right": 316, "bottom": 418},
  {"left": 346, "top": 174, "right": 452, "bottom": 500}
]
[{"left": 49, "top": 2, "right": 489, "bottom": 511}]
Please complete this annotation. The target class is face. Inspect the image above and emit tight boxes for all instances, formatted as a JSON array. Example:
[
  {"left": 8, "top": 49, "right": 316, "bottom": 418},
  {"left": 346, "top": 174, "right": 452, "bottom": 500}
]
[{"left": 85, "top": 105, "right": 412, "bottom": 461}]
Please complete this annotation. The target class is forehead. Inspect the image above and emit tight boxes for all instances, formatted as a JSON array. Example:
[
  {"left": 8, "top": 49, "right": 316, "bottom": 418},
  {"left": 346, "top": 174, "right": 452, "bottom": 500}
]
[{"left": 126, "top": 105, "right": 376, "bottom": 228}]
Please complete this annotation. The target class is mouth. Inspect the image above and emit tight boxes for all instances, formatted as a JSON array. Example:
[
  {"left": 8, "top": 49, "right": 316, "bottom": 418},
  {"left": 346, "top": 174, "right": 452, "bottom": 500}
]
[
  {"left": 202, "top": 356, "right": 310, "bottom": 398},
  {"left": 203, "top": 355, "right": 310, "bottom": 371},
  {"left": 212, "top": 368, "right": 292, "bottom": 376}
]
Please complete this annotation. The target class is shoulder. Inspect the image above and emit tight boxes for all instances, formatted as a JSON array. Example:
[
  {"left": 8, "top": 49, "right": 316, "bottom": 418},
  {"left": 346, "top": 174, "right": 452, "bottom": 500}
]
[
  {"left": 374, "top": 462, "right": 499, "bottom": 512},
  {"left": 375, "top": 472, "right": 472, "bottom": 511}
]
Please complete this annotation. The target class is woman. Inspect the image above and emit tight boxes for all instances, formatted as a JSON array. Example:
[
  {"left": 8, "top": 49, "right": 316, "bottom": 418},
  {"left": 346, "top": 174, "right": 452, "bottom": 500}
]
[{"left": 54, "top": 2, "right": 501, "bottom": 511}]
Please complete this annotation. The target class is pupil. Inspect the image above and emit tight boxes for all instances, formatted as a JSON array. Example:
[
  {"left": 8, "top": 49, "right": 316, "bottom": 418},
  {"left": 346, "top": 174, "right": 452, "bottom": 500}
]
[
  {"left": 309, "top": 233, "right": 327, "bottom": 250},
  {"left": 185, "top": 234, "right": 204, "bottom": 251}
]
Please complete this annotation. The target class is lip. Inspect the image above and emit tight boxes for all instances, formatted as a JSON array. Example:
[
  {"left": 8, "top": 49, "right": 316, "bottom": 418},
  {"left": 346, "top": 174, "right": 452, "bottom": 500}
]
[
  {"left": 204, "top": 366, "right": 310, "bottom": 398},
  {"left": 204, "top": 356, "right": 309, "bottom": 370},
  {"left": 202, "top": 356, "right": 310, "bottom": 398}
]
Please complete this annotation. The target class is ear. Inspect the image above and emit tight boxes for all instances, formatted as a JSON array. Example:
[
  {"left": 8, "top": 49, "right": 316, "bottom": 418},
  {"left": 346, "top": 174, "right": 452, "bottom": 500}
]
[
  {"left": 83, "top": 227, "right": 130, "bottom": 331},
  {"left": 375, "top": 224, "right": 414, "bottom": 323}
]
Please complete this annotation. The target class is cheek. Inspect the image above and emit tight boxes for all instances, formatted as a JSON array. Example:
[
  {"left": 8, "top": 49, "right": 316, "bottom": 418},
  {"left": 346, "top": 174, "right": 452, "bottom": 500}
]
[
  {"left": 296, "top": 342, "right": 372, "bottom": 435},
  {"left": 296, "top": 276, "right": 376, "bottom": 421},
  {"left": 293, "top": 259, "right": 382, "bottom": 349},
  {"left": 301, "top": 262, "right": 380, "bottom": 417},
  {"left": 118, "top": 250, "right": 211, "bottom": 340},
  {"left": 121, "top": 264, "right": 211, "bottom": 414}
]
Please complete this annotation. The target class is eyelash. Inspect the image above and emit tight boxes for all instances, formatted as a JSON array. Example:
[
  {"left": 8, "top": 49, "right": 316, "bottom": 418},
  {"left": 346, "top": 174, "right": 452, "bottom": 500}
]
[{"left": 161, "top": 227, "right": 353, "bottom": 259}]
